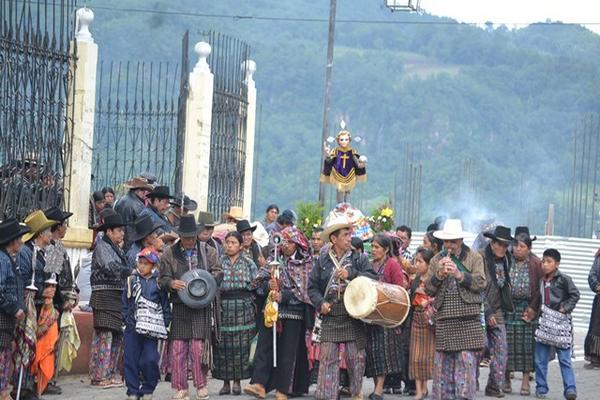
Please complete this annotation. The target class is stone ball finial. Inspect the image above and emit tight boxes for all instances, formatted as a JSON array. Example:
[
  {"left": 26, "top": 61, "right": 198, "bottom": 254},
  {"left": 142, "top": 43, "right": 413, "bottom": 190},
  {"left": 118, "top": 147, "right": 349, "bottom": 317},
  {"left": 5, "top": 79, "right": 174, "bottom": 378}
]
[
  {"left": 193, "top": 42, "right": 212, "bottom": 73},
  {"left": 242, "top": 59, "right": 256, "bottom": 84},
  {"left": 75, "top": 7, "right": 94, "bottom": 43}
]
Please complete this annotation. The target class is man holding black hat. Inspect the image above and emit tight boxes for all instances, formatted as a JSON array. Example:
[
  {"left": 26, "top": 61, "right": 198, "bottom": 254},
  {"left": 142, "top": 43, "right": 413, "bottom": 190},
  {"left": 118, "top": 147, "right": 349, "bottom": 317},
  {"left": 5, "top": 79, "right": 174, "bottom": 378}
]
[
  {"left": 480, "top": 226, "right": 515, "bottom": 398},
  {"left": 0, "top": 218, "right": 31, "bottom": 400},
  {"left": 158, "top": 215, "right": 222, "bottom": 400},
  {"left": 140, "top": 186, "right": 176, "bottom": 237}
]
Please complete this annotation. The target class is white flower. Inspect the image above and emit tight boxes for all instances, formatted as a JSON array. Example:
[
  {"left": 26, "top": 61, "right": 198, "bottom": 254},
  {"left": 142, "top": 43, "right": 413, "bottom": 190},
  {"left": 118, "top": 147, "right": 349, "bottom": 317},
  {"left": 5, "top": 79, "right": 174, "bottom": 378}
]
[
  {"left": 377, "top": 216, "right": 382, "bottom": 221},
  {"left": 382, "top": 217, "right": 387, "bottom": 222}
]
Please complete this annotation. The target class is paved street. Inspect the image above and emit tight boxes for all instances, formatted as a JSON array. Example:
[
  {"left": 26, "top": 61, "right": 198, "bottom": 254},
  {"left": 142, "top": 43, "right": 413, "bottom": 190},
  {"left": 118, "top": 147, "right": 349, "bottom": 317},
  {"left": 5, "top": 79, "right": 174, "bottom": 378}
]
[{"left": 52, "top": 358, "right": 596, "bottom": 400}]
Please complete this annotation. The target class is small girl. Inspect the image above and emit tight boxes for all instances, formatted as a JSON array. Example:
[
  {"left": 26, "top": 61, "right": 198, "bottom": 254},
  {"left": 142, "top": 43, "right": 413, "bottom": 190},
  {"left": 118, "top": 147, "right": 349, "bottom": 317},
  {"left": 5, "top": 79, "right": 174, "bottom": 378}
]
[
  {"left": 122, "top": 248, "right": 172, "bottom": 400},
  {"left": 409, "top": 247, "right": 436, "bottom": 400}
]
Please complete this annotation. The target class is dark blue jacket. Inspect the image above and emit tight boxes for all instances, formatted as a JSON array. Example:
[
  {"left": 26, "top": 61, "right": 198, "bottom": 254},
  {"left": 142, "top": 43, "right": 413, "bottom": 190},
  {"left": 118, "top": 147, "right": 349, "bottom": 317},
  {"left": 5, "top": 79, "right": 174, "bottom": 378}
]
[
  {"left": 0, "top": 249, "right": 24, "bottom": 316},
  {"left": 122, "top": 269, "right": 172, "bottom": 332},
  {"left": 17, "top": 242, "right": 47, "bottom": 306}
]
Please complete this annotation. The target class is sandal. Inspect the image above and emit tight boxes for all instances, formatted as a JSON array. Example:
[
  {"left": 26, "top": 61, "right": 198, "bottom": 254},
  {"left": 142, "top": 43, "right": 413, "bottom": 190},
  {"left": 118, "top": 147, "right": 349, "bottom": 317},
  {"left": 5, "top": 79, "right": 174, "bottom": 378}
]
[{"left": 218, "top": 385, "right": 230, "bottom": 396}]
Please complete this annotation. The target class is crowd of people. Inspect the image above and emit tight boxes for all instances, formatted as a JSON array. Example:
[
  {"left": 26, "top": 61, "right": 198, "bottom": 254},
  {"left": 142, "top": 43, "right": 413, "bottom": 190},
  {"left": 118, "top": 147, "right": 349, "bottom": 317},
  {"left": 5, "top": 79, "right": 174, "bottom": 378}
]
[{"left": 0, "top": 172, "right": 598, "bottom": 400}]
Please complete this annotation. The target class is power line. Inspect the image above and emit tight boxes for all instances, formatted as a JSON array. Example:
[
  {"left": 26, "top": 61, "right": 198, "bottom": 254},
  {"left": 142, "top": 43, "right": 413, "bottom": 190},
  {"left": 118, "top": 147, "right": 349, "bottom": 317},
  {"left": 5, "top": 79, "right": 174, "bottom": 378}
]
[{"left": 67, "top": 2, "right": 600, "bottom": 27}]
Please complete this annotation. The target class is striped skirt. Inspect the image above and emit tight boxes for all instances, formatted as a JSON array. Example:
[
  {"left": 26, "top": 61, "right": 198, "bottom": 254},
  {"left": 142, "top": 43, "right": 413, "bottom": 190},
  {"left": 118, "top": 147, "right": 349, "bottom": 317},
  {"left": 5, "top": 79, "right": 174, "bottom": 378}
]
[
  {"left": 365, "top": 325, "right": 403, "bottom": 378},
  {"left": 212, "top": 292, "right": 256, "bottom": 380},
  {"left": 505, "top": 300, "right": 536, "bottom": 372},
  {"left": 409, "top": 309, "right": 435, "bottom": 380}
]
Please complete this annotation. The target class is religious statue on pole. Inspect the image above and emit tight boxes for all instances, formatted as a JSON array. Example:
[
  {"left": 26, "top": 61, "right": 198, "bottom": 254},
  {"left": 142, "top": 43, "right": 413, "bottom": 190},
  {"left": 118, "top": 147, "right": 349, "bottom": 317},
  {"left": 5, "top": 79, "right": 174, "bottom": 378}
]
[{"left": 320, "top": 121, "right": 367, "bottom": 201}]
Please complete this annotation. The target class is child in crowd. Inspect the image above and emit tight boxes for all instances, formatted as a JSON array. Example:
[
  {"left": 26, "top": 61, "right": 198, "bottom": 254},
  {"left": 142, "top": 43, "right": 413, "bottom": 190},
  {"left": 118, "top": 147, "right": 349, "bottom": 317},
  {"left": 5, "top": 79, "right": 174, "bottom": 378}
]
[
  {"left": 534, "top": 249, "right": 579, "bottom": 400},
  {"left": 409, "top": 247, "right": 436, "bottom": 400},
  {"left": 122, "top": 248, "right": 171, "bottom": 400}
]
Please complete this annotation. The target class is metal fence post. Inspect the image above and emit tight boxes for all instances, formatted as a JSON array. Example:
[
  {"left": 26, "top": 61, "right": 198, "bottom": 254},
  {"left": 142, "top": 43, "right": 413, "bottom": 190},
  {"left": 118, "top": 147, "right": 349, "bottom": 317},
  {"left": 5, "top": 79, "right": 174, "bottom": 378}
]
[
  {"left": 242, "top": 60, "right": 257, "bottom": 219},
  {"left": 182, "top": 42, "right": 214, "bottom": 214},
  {"left": 63, "top": 8, "right": 98, "bottom": 248}
]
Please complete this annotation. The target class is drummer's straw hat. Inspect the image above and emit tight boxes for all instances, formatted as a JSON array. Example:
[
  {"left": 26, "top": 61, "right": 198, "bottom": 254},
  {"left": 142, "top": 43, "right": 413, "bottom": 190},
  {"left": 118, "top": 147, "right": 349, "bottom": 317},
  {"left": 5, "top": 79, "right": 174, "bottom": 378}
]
[
  {"left": 322, "top": 215, "right": 353, "bottom": 243},
  {"left": 432, "top": 219, "right": 467, "bottom": 240}
]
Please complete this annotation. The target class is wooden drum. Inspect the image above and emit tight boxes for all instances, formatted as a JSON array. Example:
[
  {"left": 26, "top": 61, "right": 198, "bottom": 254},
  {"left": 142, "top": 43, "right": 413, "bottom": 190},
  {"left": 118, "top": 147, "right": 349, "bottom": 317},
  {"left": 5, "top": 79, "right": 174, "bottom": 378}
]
[{"left": 344, "top": 276, "right": 410, "bottom": 328}]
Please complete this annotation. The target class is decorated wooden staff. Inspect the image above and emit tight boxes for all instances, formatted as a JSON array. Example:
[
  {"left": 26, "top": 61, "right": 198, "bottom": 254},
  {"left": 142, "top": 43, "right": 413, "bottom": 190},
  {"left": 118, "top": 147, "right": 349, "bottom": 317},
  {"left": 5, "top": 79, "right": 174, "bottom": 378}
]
[{"left": 263, "top": 234, "right": 282, "bottom": 367}]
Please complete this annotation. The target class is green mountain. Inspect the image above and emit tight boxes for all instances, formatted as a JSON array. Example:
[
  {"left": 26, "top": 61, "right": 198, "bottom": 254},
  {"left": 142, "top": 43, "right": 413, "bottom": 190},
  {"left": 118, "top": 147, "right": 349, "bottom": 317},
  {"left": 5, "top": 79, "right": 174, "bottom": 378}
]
[{"left": 89, "top": 0, "right": 600, "bottom": 232}]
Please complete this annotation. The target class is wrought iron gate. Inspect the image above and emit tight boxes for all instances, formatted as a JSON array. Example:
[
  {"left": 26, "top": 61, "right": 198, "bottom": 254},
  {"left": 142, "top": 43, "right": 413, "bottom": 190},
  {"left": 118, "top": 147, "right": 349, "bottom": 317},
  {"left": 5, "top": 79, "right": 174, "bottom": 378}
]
[
  {"left": 206, "top": 32, "right": 251, "bottom": 218},
  {"left": 91, "top": 32, "right": 189, "bottom": 194},
  {"left": 0, "top": 0, "right": 77, "bottom": 220}
]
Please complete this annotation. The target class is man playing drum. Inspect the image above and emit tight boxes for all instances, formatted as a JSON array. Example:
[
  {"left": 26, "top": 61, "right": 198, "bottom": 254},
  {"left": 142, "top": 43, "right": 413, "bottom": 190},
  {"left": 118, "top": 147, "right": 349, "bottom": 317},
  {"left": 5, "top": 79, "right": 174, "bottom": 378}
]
[{"left": 308, "top": 216, "right": 375, "bottom": 400}]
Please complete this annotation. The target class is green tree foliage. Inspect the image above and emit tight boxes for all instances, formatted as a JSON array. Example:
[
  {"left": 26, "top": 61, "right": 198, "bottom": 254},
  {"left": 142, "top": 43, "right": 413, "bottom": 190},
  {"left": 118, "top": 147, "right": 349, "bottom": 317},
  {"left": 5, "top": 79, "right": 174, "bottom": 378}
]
[{"left": 90, "top": 0, "right": 600, "bottom": 231}]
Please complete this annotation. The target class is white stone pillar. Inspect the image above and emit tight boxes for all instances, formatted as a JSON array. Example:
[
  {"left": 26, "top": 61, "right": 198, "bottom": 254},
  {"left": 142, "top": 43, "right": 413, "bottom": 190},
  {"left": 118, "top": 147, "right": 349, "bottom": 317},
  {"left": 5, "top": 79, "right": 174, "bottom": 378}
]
[
  {"left": 181, "top": 42, "right": 214, "bottom": 214},
  {"left": 242, "top": 60, "right": 257, "bottom": 219},
  {"left": 63, "top": 7, "right": 97, "bottom": 248}
]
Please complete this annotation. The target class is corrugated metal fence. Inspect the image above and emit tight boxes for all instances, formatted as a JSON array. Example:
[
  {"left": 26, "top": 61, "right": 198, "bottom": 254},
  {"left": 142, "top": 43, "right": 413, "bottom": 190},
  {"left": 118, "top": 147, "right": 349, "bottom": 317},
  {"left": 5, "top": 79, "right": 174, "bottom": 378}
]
[{"left": 409, "top": 233, "right": 599, "bottom": 330}]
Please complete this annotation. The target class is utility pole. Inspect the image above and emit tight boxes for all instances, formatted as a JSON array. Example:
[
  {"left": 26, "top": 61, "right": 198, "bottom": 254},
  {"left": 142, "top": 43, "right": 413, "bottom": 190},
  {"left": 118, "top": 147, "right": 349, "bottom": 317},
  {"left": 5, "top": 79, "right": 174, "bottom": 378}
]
[{"left": 318, "top": 0, "right": 337, "bottom": 205}]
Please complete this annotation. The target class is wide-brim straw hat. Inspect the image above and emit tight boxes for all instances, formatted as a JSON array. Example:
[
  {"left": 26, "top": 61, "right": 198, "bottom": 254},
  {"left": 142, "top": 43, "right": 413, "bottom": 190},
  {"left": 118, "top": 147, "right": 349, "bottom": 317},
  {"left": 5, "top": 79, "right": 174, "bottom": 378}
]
[
  {"left": 322, "top": 215, "right": 353, "bottom": 243},
  {"left": 22, "top": 210, "right": 60, "bottom": 242},
  {"left": 433, "top": 219, "right": 468, "bottom": 240},
  {"left": 223, "top": 206, "right": 245, "bottom": 221}
]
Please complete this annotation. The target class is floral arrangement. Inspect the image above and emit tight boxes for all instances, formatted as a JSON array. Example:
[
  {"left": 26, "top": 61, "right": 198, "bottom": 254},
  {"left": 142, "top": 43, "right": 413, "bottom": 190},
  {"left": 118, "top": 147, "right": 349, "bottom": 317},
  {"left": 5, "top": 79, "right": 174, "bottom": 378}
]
[
  {"left": 368, "top": 204, "right": 395, "bottom": 233},
  {"left": 323, "top": 202, "right": 373, "bottom": 241},
  {"left": 296, "top": 201, "right": 324, "bottom": 238}
]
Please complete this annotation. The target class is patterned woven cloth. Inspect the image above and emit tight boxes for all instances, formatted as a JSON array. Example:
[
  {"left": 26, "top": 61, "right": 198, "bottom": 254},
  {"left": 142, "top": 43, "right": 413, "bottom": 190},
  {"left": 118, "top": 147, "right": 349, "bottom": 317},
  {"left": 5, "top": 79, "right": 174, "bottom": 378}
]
[
  {"left": 90, "top": 289, "right": 123, "bottom": 332},
  {"left": 170, "top": 303, "right": 211, "bottom": 340},
  {"left": 320, "top": 302, "right": 366, "bottom": 348},
  {"left": 506, "top": 299, "right": 536, "bottom": 372},
  {"left": 435, "top": 282, "right": 484, "bottom": 352},
  {"left": 365, "top": 324, "right": 403, "bottom": 377}
]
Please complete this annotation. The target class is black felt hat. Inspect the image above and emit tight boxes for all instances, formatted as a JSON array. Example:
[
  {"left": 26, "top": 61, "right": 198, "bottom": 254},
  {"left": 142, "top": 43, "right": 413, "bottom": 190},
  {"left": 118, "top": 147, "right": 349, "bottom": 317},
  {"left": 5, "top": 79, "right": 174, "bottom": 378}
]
[
  {"left": 175, "top": 215, "right": 200, "bottom": 238},
  {"left": 147, "top": 186, "right": 175, "bottom": 199},
  {"left": 129, "top": 215, "right": 164, "bottom": 243},
  {"left": 515, "top": 226, "right": 537, "bottom": 242},
  {"left": 43, "top": 207, "right": 73, "bottom": 223},
  {"left": 97, "top": 212, "right": 126, "bottom": 231},
  {"left": 236, "top": 219, "right": 256, "bottom": 233},
  {"left": 483, "top": 225, "right": 513, "bottom": 243},
  {"left": 0, "top": 218, "right": 31, "bottom": 245}
]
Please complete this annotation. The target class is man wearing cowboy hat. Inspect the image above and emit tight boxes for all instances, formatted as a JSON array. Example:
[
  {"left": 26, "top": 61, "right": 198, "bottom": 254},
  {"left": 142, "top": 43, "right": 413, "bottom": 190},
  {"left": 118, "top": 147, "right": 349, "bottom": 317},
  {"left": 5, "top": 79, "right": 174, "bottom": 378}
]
[
  {"left": 237, "top": 220, "right": 265, "bottom": 268},
  {"left": 43, "top": 207, "right": 77, "bottom": 395},
  {"left": 125, "top": 215, "right": 165, "bottom": 270},
  {"left": 479, "top": 226, "right": 515, "bottom": 398},
  {"left": 114, "top": 176, "right": 154, "bottom": 241},
  {"left": 308, "top": 216, "right": 374, "bottom": 400},
  {"left": 140, "top": 186, "right": 176, "bottom": 237},
  {"left": 167, "top": 194, "right": 198, "bottom": 229},
  {"left": 0, "top": 218, "right": 31, "bottom": 400},
  {"left": 197, "top": 212, "right": 222, "bottom": 257},
  {"left": 44, "top": 207, "right": 77, "bottom": 313},
  {"left": 15, "top": 210, "right": 60, "bottom": 399},
  {"left": 425, "top": 219, "right": 486, "bottom": 400},
  {"left": 158, "top": 215, "right": 223, "bottom": 400}
]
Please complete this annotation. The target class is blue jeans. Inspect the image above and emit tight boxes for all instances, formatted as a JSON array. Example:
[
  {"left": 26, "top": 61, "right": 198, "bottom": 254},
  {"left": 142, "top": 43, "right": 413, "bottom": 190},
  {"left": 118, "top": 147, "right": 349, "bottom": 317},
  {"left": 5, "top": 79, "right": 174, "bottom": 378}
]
[{"left": 534, "top": 341, "right": 576, "bottom": 396}]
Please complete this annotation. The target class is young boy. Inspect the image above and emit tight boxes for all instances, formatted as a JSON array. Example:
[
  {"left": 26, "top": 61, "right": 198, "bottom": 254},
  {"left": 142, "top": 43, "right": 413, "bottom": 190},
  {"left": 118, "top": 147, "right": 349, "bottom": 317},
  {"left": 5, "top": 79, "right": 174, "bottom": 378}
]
[
  {"left": 535, "top": 249, "right": 579, "bottom": 400},
  {"left": 122, "top": 248, "right": 171, "bottom": 400}
]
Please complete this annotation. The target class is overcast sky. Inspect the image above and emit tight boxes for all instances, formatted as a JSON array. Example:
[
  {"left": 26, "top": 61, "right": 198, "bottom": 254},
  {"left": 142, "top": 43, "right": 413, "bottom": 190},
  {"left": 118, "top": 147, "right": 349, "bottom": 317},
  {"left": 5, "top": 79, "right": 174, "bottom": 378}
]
[{"left": 421, "top": 0, "right": 600, "bottom": 34}]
